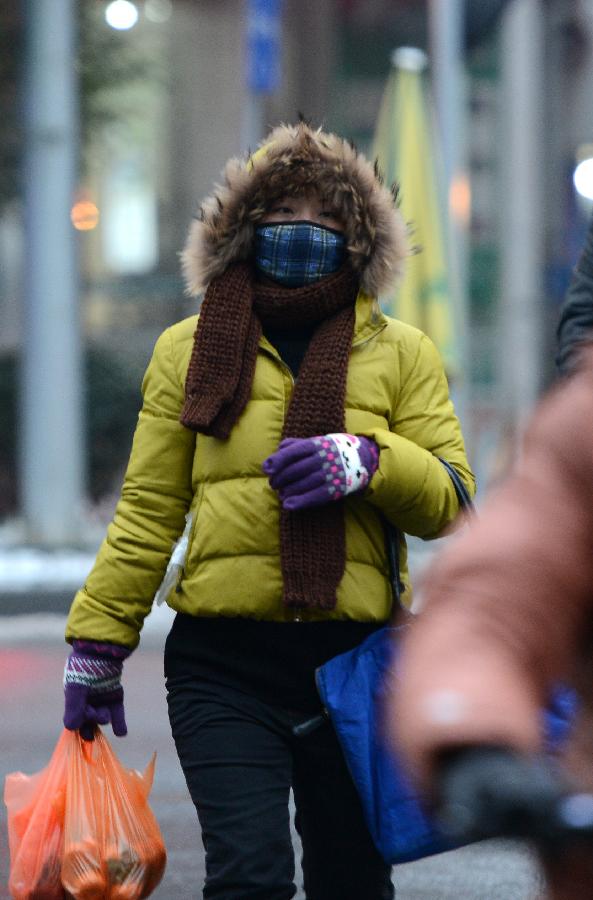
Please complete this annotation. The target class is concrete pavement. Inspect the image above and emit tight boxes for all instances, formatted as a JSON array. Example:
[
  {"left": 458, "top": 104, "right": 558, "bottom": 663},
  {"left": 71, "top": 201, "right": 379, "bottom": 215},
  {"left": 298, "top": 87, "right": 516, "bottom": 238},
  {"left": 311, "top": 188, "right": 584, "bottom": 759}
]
[{"left": 0, "top": 610, "right": 547, "bottom": 899}]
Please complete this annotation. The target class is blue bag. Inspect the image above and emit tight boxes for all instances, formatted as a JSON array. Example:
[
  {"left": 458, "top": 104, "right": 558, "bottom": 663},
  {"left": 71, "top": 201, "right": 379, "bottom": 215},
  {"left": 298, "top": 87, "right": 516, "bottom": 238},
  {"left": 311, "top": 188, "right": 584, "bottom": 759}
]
[
  {"left": 313, "top": 459, "right": 578, "bottom": 865},
  {"left": 315, "top": 625, "right": 578, "bottom": 865}
]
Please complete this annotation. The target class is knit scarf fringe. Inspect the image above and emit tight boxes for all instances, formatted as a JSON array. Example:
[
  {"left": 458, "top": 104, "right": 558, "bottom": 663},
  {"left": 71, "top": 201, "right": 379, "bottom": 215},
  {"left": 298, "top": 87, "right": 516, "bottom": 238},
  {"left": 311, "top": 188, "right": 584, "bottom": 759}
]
[{"left": 180, "top": 262, "right": 359, "bottom": 610}]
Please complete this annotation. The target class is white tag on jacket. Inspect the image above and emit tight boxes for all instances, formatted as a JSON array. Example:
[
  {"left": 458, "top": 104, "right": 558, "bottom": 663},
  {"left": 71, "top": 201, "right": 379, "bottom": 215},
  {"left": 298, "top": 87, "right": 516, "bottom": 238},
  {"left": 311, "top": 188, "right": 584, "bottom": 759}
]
[{"left": 154, "top": 511, "right": 193, "bottom": 606}]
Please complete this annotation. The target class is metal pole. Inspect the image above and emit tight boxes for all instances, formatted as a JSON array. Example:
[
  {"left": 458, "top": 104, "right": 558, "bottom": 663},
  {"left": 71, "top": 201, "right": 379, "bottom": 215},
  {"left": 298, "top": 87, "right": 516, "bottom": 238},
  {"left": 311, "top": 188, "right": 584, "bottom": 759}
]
[
  {"left": 499, "top": 0, "right": 544, "bottom": 432},
  {"left": 428, "top": 0, "right": 471, "bottom": 437},
  {"left": 22, "top": 0, "right": 85, "bottom": 545},
  {"left": 429, "top": 0, "right": 464, "bottom": 186},
  {"left": 241, "top": 94, "right": 265, "bottom": 155}
]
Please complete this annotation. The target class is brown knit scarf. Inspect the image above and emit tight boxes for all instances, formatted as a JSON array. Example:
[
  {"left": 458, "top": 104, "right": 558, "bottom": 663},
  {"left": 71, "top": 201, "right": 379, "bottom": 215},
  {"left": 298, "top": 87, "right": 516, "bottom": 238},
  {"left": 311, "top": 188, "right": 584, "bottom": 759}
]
[{"left": 180, "top": 261, "right": 360, "bottom": 610}]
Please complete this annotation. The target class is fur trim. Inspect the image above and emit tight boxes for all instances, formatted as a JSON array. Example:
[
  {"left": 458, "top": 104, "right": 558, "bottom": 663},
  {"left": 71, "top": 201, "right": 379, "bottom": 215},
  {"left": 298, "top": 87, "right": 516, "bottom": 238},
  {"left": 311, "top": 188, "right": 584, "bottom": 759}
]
[{"left": 182, "top": 122, "right": 409, "bottom": 298}]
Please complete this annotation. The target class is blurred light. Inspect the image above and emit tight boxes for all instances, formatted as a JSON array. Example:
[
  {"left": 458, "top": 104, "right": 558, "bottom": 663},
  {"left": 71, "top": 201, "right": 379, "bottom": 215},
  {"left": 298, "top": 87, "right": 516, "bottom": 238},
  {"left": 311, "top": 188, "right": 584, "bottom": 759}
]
[
  {"left": 102, "top": 159, "right": 158, "bottom": 273},
  {"left": 449, "top": 173, "right": 471, "bottom": 228},
  {"left": 71, "top": 199, "right": 100, "bottom": 231},
  {"left": 391, "top": 47, "right": 428, "bottom": 72},
  {"left": 105, "top": 0, "right": 139, "bottom": 30},
  {"left": 144, "top": 0, "right": 172, "bottom": 24},
  {"left": 574, "top": 157, "right": 593, "bottom": 201}
]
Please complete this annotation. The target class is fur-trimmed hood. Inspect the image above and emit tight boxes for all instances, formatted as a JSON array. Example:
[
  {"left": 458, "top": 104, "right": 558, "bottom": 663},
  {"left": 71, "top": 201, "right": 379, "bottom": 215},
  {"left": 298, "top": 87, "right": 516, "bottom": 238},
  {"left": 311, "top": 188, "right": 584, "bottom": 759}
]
[{"left": 182, "top": 122, "right": 409, "bottom": 298}]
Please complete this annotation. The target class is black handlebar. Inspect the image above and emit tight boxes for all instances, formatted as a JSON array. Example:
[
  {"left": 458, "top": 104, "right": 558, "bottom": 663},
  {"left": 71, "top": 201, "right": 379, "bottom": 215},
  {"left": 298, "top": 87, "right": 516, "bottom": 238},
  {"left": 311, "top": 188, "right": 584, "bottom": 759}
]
[{"left": 435, "top": 747, "right": 593, "bottom": 848}]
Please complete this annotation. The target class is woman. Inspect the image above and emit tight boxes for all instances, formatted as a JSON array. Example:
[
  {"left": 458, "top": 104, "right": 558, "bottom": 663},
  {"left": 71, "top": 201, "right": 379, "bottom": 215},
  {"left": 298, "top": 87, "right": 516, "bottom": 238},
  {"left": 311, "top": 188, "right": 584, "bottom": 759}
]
[{"left": 63, "top": 122, "right": 474, "bottom": 900}]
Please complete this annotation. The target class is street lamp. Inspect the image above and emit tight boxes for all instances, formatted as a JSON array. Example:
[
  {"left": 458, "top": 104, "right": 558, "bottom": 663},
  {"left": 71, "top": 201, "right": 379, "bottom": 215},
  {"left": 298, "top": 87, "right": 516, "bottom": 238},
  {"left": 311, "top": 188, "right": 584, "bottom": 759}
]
[
  {"left": 105, "top": 0, "right": 139, "bottom": 31},
  {"left": 574, "top": 156, "right": 593, "bottom": 202}
]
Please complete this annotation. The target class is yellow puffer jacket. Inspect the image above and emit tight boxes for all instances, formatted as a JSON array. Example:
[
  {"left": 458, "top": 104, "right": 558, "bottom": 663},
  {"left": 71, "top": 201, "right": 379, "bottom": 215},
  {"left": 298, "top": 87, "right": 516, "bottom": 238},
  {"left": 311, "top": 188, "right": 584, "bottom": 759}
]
[{"left": 66, "top": 291, "right": 474, "bottom": 649}]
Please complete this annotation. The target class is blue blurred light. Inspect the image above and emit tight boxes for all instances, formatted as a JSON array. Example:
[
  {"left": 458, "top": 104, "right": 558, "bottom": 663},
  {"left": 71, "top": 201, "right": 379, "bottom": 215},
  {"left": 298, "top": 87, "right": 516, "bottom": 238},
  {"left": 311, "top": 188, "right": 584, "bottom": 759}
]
[{"left": 247, "top": 0, "right": 283, "bottom": 95}]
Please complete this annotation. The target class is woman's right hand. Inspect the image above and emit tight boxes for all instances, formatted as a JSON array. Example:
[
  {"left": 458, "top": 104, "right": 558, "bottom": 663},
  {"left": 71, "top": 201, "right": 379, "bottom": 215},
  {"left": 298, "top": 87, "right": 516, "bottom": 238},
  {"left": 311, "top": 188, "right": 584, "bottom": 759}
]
[
  {"left": 262, "top": 433, "right": 378, "bottom": 510},
  {"left": 63, "top": 640, "right": 130, "bottom": 740}
]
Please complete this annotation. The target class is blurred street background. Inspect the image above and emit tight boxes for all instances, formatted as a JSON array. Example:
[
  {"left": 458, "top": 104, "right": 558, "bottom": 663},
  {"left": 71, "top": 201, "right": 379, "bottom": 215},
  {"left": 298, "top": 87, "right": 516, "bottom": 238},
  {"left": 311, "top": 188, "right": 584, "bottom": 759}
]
[{"left": 2, "top": 0, "right": 593, "bottom": 895}]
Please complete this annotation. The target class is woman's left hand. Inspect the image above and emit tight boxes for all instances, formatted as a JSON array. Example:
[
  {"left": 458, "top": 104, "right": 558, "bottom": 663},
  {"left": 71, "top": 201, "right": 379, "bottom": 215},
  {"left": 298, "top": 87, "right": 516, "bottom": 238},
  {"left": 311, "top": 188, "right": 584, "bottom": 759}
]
[{"left": 263, "top": 433, "right": 379, "bottom": 511}]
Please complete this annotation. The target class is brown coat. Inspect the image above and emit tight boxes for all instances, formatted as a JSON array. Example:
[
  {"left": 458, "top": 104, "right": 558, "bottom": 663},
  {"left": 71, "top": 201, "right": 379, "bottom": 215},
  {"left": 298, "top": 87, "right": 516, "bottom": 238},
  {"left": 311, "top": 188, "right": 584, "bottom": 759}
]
[{"left": 392, "top": 350, "right": 593, "bottom": 793}]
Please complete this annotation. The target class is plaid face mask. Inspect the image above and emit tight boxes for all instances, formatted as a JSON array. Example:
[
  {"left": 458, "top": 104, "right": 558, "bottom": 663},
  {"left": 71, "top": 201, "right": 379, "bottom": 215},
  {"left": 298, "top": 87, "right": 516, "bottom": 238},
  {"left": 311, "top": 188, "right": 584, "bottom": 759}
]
[{"left": 254, "top": 221, "right": 346, "bottom": 288}]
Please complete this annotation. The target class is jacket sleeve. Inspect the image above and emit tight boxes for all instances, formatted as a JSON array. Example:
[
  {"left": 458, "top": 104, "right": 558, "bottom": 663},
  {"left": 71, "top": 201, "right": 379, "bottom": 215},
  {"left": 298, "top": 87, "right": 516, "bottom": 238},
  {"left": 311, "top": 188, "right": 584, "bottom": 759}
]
[
  {"left": 556, "top": 213, "right": 593, "bottom": 375},
  {"left": 362, "top": 333, "right": 475, "bottom": 538},
  {"left": 391, "top": 359, "right": 593, "bottom": 790},
  {"left": 65, "top": 328, "right": 195, "bottom": 649}
]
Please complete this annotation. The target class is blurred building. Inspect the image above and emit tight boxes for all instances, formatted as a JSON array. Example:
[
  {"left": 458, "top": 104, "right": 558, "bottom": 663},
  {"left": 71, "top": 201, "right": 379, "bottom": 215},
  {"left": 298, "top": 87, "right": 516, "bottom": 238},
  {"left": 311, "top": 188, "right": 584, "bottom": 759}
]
[{"left": 1, "top": 0, "right": 593, "bottom": 529}]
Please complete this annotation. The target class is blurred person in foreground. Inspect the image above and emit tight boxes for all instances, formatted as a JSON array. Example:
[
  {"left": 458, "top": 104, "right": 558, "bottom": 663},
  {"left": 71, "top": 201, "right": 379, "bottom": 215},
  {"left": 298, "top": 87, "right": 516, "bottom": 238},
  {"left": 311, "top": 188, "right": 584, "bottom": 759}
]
[
  {"left": 61, "top": 122, "right": 474, "bottom": 900},
  {"left": 557, "top": 211, "right": 593, "bottom": 375},
  {"left": 391, "top": 347, "right": 593, "bottom": 899}
]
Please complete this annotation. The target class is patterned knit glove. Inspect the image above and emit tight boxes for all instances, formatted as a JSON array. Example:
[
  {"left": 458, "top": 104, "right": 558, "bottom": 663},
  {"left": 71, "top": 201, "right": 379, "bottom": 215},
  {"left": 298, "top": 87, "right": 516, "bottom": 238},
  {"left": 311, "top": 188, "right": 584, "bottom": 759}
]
[
  {"left": 263, "top": 433, "right": 379, "bottom": 511},
  {"left": 63, "top": 640, "right": 131, "bottom": 741}
]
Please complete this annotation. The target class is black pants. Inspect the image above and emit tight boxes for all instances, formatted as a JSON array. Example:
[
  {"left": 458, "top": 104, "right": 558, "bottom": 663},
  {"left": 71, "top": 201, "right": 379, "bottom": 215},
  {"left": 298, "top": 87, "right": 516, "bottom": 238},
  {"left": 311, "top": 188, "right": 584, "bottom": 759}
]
[{"left": 166, "top": 676, "right": 394, "bottom": 900}]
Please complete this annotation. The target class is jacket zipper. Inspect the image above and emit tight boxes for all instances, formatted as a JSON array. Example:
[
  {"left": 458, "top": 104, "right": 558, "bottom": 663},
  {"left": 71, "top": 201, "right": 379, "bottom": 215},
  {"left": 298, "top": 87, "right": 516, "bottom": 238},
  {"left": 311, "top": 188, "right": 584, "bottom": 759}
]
[{"left": 260, "top": 348, "right": 303, "bottom": 619}]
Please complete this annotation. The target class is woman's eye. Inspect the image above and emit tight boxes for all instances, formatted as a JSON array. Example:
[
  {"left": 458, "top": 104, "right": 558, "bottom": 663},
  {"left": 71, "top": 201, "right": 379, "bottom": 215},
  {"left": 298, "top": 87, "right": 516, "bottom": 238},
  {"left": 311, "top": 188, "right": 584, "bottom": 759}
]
[
  {"left": 273, "top": 205, "right": 293, "bottom": 214},
  {"left": 320, "top": 210, "right": 337, "bottom": 219}
]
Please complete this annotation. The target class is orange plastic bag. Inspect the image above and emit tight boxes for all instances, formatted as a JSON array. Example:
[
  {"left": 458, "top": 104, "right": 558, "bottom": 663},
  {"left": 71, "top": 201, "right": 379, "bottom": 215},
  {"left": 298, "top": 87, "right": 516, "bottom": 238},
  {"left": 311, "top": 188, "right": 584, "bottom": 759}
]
[
  {"left": 61, "top": 728, "right": 166, "bottom": 900},
  {"left": 4, "top": 729, "right": 69, "bottom": 900}
]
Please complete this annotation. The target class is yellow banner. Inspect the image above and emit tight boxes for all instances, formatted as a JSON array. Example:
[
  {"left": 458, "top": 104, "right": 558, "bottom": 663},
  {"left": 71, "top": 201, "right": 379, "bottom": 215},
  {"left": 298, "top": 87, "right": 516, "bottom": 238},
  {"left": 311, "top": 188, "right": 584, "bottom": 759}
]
[{"left": 372, "top": 59, "right": 458, "bottom": 374}]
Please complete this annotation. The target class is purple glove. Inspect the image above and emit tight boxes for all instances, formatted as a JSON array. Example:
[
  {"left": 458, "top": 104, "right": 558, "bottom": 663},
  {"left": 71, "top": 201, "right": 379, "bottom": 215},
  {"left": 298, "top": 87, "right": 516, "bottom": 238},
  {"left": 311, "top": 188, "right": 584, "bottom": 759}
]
[
  {"left": 263, "top": 433, "right": 379, "bottom": 511},
  {"left": 63, "top": 640, "right": 131, "bottom": 741}
]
